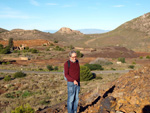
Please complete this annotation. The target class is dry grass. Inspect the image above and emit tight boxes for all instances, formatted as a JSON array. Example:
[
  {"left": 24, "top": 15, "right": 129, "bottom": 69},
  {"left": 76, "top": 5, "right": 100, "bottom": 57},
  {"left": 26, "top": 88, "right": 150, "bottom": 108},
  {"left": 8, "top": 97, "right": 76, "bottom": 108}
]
[{"left": 0, "top": 71, "right": 125, "bottom": 113}]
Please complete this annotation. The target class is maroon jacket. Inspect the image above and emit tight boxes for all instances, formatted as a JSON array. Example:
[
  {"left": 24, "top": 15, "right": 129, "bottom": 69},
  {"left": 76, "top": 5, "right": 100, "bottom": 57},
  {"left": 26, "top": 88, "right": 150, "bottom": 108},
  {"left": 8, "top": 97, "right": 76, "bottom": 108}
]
[{"left": 64, "top": 60, "right": 80, "bottom": 82}]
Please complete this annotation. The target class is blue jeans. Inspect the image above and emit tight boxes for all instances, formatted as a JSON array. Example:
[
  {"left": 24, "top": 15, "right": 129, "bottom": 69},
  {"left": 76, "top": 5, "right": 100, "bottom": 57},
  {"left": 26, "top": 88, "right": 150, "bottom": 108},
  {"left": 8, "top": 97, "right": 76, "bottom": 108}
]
[{"left": 67, "top": 81, "right": 80, "bottom": 113}]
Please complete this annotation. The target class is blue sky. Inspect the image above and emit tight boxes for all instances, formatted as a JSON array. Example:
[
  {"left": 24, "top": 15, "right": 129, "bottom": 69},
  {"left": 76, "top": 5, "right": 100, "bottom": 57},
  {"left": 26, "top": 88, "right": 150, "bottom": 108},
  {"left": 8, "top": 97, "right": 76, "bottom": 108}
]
[{"left": 0, "top": 0, "right": 150, "bottom": 31}]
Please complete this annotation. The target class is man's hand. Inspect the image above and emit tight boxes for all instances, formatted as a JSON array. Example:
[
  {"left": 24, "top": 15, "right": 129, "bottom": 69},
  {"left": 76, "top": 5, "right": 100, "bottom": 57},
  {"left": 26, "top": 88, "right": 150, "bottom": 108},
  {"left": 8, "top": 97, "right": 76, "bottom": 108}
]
[{"left": 74, "top": 80, "right": 78, "bottom": 86}]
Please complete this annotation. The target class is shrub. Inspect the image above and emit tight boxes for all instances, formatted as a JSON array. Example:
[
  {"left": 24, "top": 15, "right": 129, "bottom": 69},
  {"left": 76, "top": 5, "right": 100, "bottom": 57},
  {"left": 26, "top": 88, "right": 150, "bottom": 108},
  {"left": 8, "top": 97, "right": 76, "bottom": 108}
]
[
  {"left": 25, "top": 47, "right": 29, "bottom": 50},
  {"left": 146, "top": 55, "right": 150, "bottom": 59},
  {"left": 132, "top": 62, "right": 136, "bottom": 64},
  {"left": 13, "top": 71, "right": 26, "bottom": 78},
  {"left": 11, "top": 103, "right": 35, "bottom": 113},
  {"left": 0, "top": 46, "right": 10, "bottom": 54},
  {"left": 139, "top": 56, "right": 143, "bottom": 59},
  {"left": 53, "top": 46, "right": 64, "bottom": 51},
  {"left": 54, "top": 66, "right": 58, "bottom": 70},
  {"left": 47, "top": 65, "right": 53, "bottom": 71},
  {"left": 128, "top": 65, "right": 134, "bottom": 69},
  {"left": 76, "top": 50, "right": 83, "bottom": 58},
  {"left": 22, "top": 90, "right": 32, "bottom": 98},
  {"left": 69, "top": 45, "right": 74, "bottom": 50},
  {"left": 31, "top": 49, "right": 38, "bottom": 53},
  {"left": 80, "top": 66, "right": 93, "bottom": 81},
  {"left": 54, "top": 40, "right": 58, "bottom": 43},
  {"left": 4, "top": 75, "right": 11, "bottom": 81},
  {"left": 111, "top": 68, "right": 116, "bottom": 70},
  {"left": 50, "top": 43, "right": 54, "bottom": 46},
  {"left": 84, "top": 64, "right": 104, "bottom": 71},
  {"left": 0, "top": 44, "right": 3, "bottom": 49},
  {"left": 118, "top": 57, "right": 126, "bottom": 63},
  {"left": 5, "top": 92, "right": 15, "bottom": 98}
]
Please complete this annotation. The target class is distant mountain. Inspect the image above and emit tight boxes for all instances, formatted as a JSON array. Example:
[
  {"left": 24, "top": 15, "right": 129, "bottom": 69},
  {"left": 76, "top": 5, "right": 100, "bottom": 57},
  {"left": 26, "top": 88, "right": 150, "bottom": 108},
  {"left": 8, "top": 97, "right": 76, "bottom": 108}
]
[
  {"left": 43, "top": 30, "right": 57, "bottom": 33},
  {"left": 44, "top": 29, "right": 110, "bottom": 34},
  {"left": 77, "top": 29, "right": 110, "bottom": 34}
]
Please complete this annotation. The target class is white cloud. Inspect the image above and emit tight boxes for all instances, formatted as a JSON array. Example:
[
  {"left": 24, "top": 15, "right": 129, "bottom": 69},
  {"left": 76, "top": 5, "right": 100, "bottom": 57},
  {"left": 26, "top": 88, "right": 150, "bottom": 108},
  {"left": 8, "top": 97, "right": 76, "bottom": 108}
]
[
  {"left": 0, "top": 7, "right": 31, "bottom": 19},
  {"left": 30, "top": 0, "right": 39, "bottom": 6},
  {"left": 46, "top": 3, "right": 58, "bottom": 6},
  {"left": 113, "top": 5, "right": 124, "bottom": 8}
]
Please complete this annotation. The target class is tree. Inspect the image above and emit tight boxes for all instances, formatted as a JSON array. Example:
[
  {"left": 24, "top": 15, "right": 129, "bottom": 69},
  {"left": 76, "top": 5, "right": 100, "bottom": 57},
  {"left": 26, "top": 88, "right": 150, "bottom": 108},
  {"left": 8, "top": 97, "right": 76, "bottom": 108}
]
[
  {"left": 80, "top": 66, "right": 93, "bottom": 81},
  {"left": 8, "top": 38, "right": 14, "bottom": 50}
]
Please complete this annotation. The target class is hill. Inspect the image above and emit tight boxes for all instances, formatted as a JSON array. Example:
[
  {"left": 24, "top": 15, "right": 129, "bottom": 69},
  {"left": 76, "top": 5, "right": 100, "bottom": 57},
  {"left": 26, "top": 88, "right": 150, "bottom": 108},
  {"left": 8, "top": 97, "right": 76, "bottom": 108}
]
[
  {"left": 1, "top": 12, "right": 150, "bottom": 51},
  {"left": 0, "top": 29, "right": 53, "bottom": 40},
  {"left": 87, "top": 12, "right": 150, "bottom": 52},
  {"left": 0, "top": 28, "right": 8, "bottom": 33}
]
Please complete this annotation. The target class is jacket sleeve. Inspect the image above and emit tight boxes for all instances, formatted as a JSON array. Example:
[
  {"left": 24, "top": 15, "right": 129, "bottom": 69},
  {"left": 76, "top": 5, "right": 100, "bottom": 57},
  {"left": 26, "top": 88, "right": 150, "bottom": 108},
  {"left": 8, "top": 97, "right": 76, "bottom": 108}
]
[{"left": 64, "top": 61, "right": 74, "bottom": 82}]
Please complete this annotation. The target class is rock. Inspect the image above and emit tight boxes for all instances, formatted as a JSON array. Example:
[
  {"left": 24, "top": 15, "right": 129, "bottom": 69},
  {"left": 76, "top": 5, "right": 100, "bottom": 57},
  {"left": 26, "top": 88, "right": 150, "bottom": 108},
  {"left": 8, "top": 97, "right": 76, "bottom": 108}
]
[
  {"left": 57, "top": 27, "right": 83, "bottom": 35},
  {"left": 98, "top": 96, "right": 116, "bottom": 113}
]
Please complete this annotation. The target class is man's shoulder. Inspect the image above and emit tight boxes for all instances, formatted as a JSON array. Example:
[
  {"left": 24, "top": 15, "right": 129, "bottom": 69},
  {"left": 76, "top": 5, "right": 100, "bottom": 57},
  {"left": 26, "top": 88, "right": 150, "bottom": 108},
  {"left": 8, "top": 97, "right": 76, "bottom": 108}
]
[{"left": 64, "top": 60, "right": 70, "bottom": 65}]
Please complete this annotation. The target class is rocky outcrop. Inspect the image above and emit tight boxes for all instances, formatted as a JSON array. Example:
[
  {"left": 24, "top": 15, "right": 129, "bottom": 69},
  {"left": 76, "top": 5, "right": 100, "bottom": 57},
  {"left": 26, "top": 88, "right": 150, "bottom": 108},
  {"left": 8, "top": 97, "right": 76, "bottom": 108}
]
[
  {"left": 86, "top": 66, "right": 150, "bottom": 113},
  {"left": 109, "top": 66, "right": 150, "bottom": 113},
  {"left": 56, "top": 27, "right": 83, "bottom": 35}
]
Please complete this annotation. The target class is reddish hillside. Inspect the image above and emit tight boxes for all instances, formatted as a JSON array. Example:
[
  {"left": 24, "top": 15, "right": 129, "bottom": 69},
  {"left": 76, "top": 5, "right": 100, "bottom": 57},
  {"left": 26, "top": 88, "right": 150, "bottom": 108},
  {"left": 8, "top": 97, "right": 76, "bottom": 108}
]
[{"left": 0, "top": 39, "right": 53, "bottom": 47}]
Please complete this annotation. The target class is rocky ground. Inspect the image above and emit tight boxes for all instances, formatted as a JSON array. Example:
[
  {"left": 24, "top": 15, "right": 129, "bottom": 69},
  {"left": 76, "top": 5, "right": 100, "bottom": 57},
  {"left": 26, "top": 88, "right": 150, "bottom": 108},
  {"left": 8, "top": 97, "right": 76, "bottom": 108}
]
[
  {"left": 36, "top": 66, "right": 150, "bottom": 113},
  {"left": 0, "top": 71, "right": 123, "bottom": 113}
]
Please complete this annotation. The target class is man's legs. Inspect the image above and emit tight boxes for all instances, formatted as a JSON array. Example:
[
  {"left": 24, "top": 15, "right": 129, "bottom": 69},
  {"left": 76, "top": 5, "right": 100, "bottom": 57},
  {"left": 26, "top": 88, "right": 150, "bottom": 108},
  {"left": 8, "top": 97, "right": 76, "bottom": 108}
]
[
  {"left": 67, "top": 82, "right": 75, "bottom": 113},
  {"left": 67, "top": 82, "right": 80, "bottom": 113},
  {"left": 73, "top": 83, "right": 80, "bottom": 113}
]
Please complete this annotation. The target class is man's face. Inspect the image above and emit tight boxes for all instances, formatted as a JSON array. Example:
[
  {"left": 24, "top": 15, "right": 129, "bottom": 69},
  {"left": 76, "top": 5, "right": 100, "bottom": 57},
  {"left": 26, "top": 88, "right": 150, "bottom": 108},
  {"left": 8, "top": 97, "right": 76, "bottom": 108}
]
[{"left": 70, "top": 53, "right": 77, "bottom": 62}]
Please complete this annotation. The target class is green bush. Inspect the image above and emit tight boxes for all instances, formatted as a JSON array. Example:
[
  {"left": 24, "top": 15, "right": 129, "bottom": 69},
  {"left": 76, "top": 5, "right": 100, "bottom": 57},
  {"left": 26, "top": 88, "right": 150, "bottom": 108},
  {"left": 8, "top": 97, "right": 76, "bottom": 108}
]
[
  {"left": 111, "top": 68, "right": 116, "bottom": 70},
  {"left": 54, "top": 66, "right": 58, "bottom": 71},
  {"left": 0, "top": 46, "right": 10, "bottom": 54},
  {"left": 13, "top": 71, "right": 26, "bottom": 78},
  {"left": 4, "top": 75, "right": 11, "bottom": 81},
  {"left": 47, "top": 65, "right": 53, "bottom": 71},
  {"left": 76, "top": 50, "right": 83, "bottom": 58},
  {"left": 5, "top": 92, "right": 15, "bottom": 98},
  {"left": 118, "top": 57, "right": 126, "bottom": 63},
  {"left": 11, "top": 103, "right": 35, "bottom": 113},
  {"left": 139, "top": 56, "right": 143, "bottom": 59},
  {"left": 132, "top": 61, "right": 136, "bottom": 64},
  {"left": 0, "top": 44, "right": 3, "bottom": 49},
  {"left": 22, "top": 90, "right": 32, "bottom": 98},
  {"left": 54, "top": 40, "right": 58, "bottom": 43},
  {"left": 53, "top": 46, "right": 65, "bottom": 51},
  {"left": 80, "top": 66, "right": 93, "bottom": 81},
  {"left": 31, "top": 49, "right": 38, "bottom": 53},
  {"left": 146, "top": 55, "right": 150, "bottom": 59},
  {"left": 84, "top": 64, "right": 104, "bottom": 71},
  {"left": 69, "top": 45, "right": 74, "bottom": 50},
  {"left": 128, "top": 65, "right": 134, "bottom": 69}
]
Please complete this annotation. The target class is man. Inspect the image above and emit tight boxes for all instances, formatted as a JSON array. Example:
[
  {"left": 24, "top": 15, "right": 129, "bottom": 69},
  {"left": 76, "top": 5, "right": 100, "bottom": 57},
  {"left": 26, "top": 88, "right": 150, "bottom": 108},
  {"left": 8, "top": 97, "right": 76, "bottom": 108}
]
[{"left": 64, "top": 50, "right": 80, "bottom": 113}]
